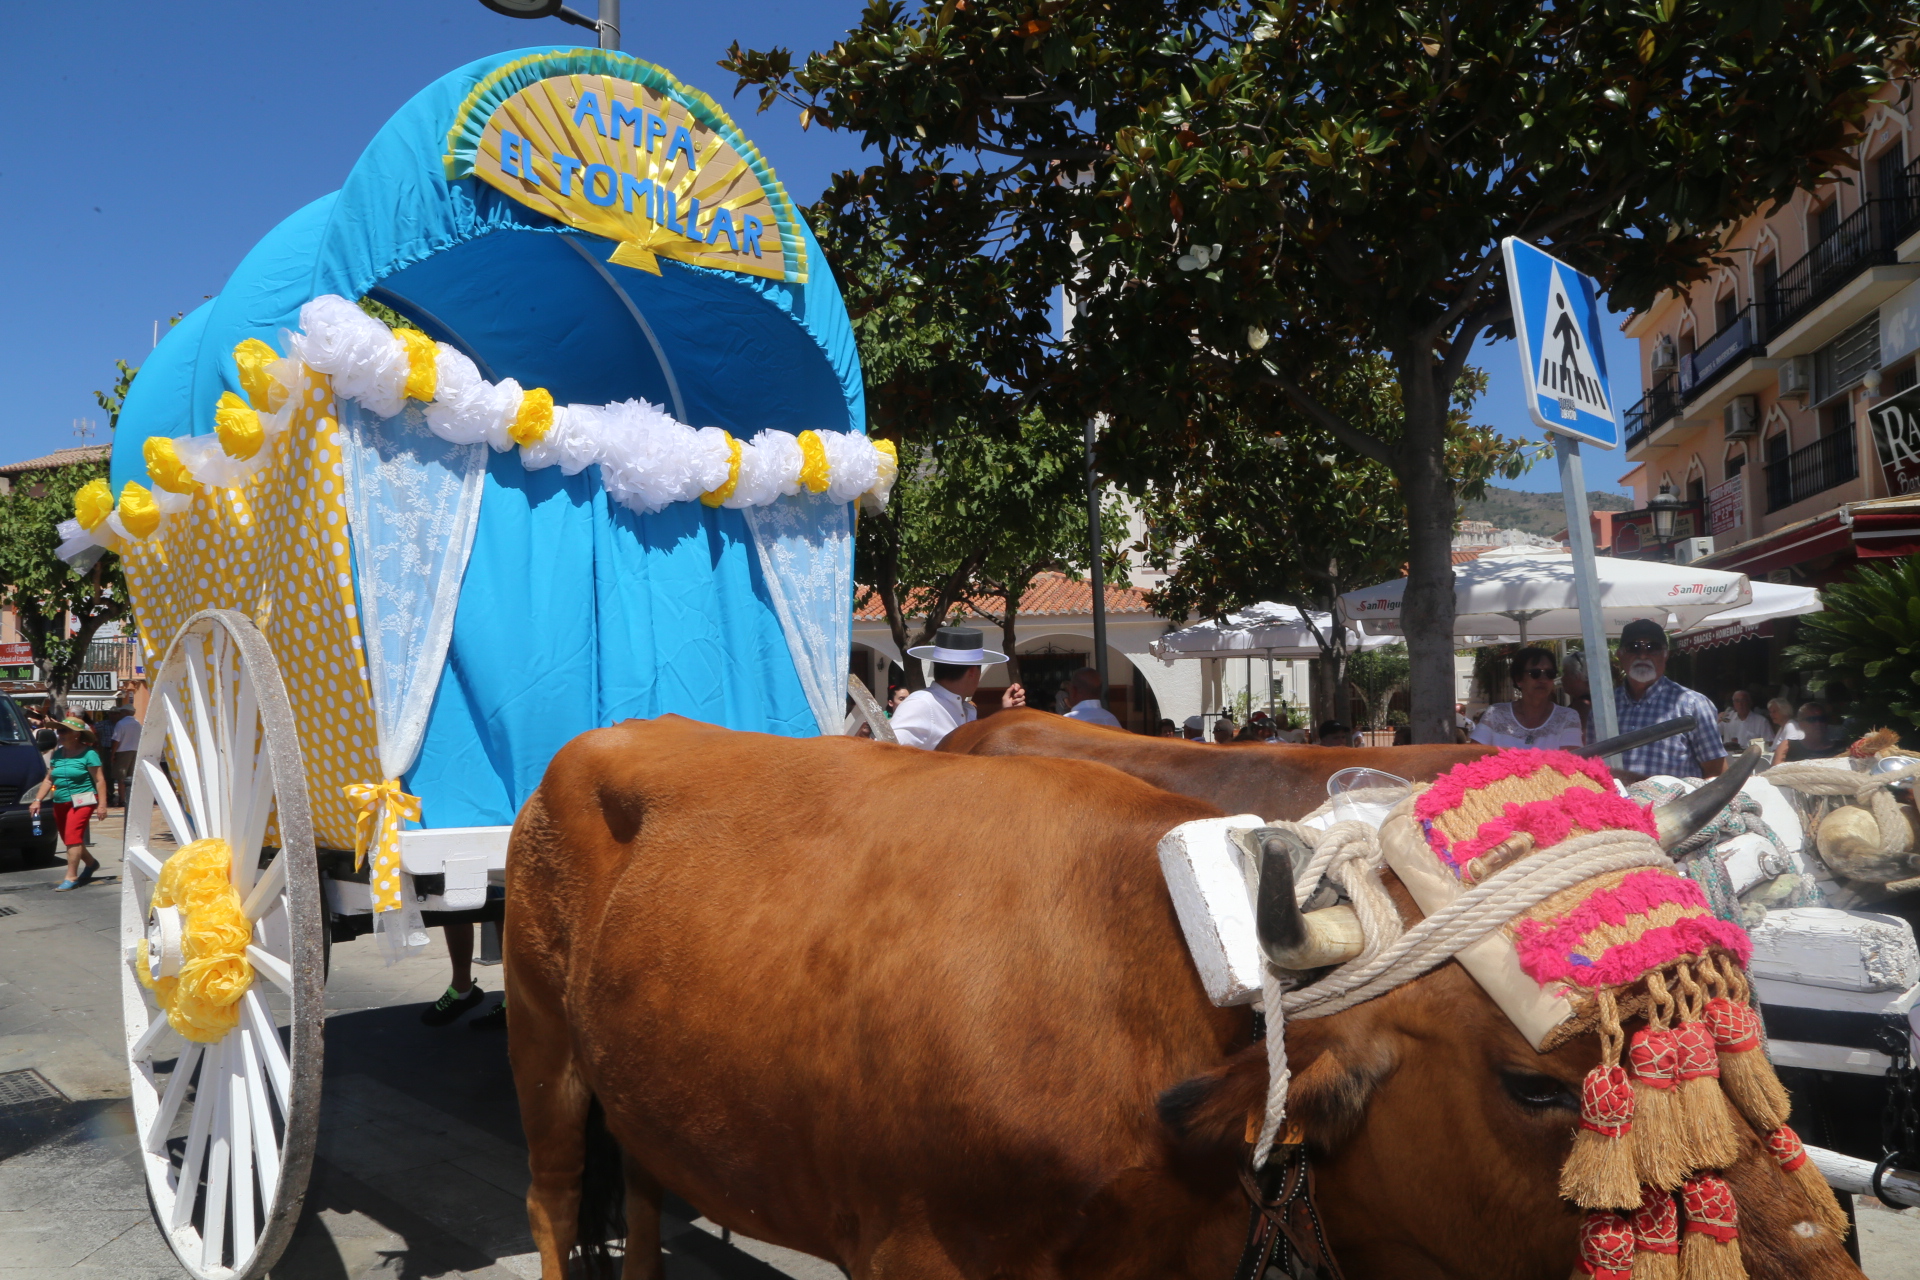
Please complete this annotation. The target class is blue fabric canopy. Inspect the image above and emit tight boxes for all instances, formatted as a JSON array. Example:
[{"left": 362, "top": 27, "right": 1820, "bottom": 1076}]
[{"left": 112, "top": 48, "right": 863, "bottom": 829}]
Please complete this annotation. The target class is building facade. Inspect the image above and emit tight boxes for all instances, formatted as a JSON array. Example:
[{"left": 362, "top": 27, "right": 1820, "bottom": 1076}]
[{"left": 1619, "top": 81, "right": 1920, "bottom": 701}]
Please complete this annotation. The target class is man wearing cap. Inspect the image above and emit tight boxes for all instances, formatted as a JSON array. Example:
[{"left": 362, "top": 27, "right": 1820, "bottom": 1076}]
[
  {"left": 890, "top": 627, "right": 1027, "bottom": 749},
  {"left": 1613, "top": 618, "right": 1727, "bottom": 780}
]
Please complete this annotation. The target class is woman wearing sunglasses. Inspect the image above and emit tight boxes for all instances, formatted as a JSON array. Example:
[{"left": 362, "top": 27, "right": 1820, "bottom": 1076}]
[{"left": 1469, "top": 647, "right": 1586, "bottom": 751}]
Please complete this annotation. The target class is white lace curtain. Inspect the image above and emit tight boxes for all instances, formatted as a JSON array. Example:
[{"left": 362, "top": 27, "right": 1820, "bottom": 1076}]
[
  {"left": 337, "top": 399, "right": 489, "bottom": 778},
  {"left": 743, "top": 493, "right": 852, "bottom": 737}
]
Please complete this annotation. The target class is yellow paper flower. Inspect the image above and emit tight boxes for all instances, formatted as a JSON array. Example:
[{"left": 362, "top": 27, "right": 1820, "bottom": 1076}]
[
  {"left": 73, "top": 478, "right": 114, "bottom": 531},
  {"left": 797, "top": 430, "right": 830, "bottom": 494},
  {"left": 232, "top": 338, "right": 288, "bottom": 412},
  {"left": 145, "top": 838, "right": 253, "bottom": 1043},
  {"left": 142, "top": 436, "right": 198, "bottom": 495},
  {"left": 701, "top": 434, "right": 743, "bottom": 507},
  {"left": 117, "top": 482, "right": 161, "bottom": 539},
  {"left": 510, "top": 386, "right": 555, "bottom": 446},
  {"left": 395, "top": 327, "right": 439, "bottom": 403},
  {"left": 214, "top": 391, "right": 265, "bottom": 459}
]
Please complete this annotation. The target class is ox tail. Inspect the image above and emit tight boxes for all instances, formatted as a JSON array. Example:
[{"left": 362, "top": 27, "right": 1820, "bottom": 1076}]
[{"left": 573, "top": 1094, "right": 628, "bottom": 1278}]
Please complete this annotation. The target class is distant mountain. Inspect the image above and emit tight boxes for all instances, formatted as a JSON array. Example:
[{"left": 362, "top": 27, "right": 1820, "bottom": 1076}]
[{"left": 1460, "top": 485, "right": 1630, "bottom": 539}]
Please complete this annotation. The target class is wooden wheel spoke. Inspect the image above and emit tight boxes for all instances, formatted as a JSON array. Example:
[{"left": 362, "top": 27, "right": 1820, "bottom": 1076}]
[
  {"left": 228, "top": 1042, "right": 256, "bottom": 1261},
  {"left": 168, "top": 1041, "right": 219, "bottom": 1231},
  {"left": 125, "top": 842, "right": 164, "bottom": 884},
  {"left": 243, "top": 991, "right": 291, "bottom": 1114},
  {"left": 159, "top": 692, "right": 207, "bottom": 843},
  {"left": 145, "top": 1042, "right": 202, "bottom": 1156},
  {"left": 139, "top": 756, "right": 195, "bottom": 850},
  {"left": 183, "top": 636, "right": 226, "bottom": 841},
  {"left": 244, "top": 945, "right": 295, "bottom": 996},
  {"left": 230, "top": 665, "right": 263, "bottom": 896},
  {"left": 243, "top": 857, "right": 287, "bottom": 922},
  {"left": 201, "top": 1041, "right": 232, "bottom": 1269},
  {"left": 239, "top": 1026, "right": 281, "bottom": 1211},
  {"left": 129, "top": 1010, "right": 170, "bottom": 1064}
]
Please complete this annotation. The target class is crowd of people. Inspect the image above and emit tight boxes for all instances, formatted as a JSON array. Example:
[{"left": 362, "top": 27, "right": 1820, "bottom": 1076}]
[{"left": 872, "top": 621, "right": 1848, "bottom": 784}]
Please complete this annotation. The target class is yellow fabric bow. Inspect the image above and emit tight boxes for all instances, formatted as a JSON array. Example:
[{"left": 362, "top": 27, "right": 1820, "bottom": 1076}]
[{"left": 344, "top": 779, "right": 421, "bottom": 914}]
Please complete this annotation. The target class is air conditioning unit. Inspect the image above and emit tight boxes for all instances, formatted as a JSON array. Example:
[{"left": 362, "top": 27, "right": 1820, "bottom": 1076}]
[
  {"left": 1777, "top": 355, "right": 1814, "bottom": 402},
  {"left": 1676, "top": 537, "right": 1715, "bottom": 564},
  {"left": 1651, "top": 335, "right": 1679, "bottom": 373},
  {"left": 1723, "top": 395, "right": 1759, "bottom": 439}
]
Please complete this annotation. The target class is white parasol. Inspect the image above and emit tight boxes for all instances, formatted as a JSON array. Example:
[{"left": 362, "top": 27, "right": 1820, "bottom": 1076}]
[
  {"left": 1337, "top": 547, "right": 1752, "bottom": 643},
  {"left": 1151, "top": 601, "right": 1391, "bottom": 660}
]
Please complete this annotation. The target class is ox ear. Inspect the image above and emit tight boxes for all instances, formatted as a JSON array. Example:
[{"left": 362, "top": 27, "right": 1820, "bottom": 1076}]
[{"left": 1157, "top": 1007, "right": 1398, "bottom": 1154}]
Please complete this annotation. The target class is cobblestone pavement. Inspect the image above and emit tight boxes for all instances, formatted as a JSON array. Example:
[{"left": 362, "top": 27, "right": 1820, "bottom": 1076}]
[{"left": 1, "top": 812, "right": 1914, "bottom": 1277}]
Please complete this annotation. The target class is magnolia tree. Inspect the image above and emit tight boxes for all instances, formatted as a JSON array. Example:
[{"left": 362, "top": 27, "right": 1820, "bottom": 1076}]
[{"left": 729, "top": 0, "right": 1910, "bottom": 740}]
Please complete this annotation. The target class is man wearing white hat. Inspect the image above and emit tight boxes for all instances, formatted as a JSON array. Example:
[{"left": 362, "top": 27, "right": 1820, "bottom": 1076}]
[{"left": 890, "top": 626, "right": 1027, "bottom": 749}]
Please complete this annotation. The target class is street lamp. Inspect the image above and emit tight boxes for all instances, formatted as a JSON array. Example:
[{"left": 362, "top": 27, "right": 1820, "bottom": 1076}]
[
  {"left": 1647, "top": 482, "right": 1683, "bottom": 546},
  {"left": 476, "top": 0, "right": 619, "bottom": 50}
]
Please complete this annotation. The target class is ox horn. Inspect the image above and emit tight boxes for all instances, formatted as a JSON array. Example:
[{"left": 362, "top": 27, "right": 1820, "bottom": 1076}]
[
  {"left": 1651, "top": 743, "right": 1765, "bottom": 851},
  {"left": 1252, "top": 828, "right": 1366, "bottom": 970}
]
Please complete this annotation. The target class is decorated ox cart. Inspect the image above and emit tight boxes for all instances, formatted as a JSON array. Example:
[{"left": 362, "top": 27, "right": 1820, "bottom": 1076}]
[{"left": 66, "top": 48, "right": 889, "bottom": 1280}]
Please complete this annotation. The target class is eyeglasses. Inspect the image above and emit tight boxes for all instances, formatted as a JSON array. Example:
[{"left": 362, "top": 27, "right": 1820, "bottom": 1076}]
[
  {"left": 1520, "top": 668, "right": 1557, "bottom": 679},
  {"left": 1620, "top": 641, "right": 1666, "bottom": 654}
]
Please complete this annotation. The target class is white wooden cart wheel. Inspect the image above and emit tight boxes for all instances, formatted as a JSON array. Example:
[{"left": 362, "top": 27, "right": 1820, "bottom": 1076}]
[{"left": 120, "top": 609, "right": 323, "bottom": 1280}]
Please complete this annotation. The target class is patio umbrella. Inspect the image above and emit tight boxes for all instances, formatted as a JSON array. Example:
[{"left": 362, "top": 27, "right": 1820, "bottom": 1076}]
[
  {"left": 1150, "top": 601, "right": 1390, "bottom": 660},
  {"left": 1680, "top": 581, "right": 1822, "bottom": 631},
  {"left": 1337, "top": 547, "right": 1752, "bottom": 643}
]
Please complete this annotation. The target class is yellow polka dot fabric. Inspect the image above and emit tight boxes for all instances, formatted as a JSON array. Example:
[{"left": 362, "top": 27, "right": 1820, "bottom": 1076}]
[{"left": 122, "top": 370, "right": 381, "bottom": 859}]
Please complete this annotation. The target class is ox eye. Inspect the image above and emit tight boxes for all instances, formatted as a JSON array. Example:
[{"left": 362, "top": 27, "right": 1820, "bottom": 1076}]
[{"left": 1501, "top": 1070, "right": 1578, "bottom": 1112}]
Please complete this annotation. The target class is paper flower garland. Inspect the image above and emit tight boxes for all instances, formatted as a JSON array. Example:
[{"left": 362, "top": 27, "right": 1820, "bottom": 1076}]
[{"left": 59, "top": 294, "right": 898, "bottom": 562}]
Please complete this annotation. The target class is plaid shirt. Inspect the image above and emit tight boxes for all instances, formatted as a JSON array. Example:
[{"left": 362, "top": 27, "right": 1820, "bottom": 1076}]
[{"left": 1614, "top": 676, "right": 1728, "bottom": 778}]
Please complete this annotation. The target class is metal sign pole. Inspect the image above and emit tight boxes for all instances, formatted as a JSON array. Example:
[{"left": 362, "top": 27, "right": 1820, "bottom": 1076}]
[
  {"left": 1085, "top": 414, "right": 1109, "bottom": 709},
  {"left": 1555, "top": 437, "right": 1620, "bottom": 745}
]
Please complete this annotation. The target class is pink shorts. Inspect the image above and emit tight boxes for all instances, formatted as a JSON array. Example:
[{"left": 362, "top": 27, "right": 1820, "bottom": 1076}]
[{"left": 51, "top": 801, "right": 94, "bottom": 847}]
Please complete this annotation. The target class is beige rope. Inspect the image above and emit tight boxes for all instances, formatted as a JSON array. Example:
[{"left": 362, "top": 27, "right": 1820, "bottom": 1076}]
[
  {"left": 1764, "top": 761, "right": 1914, "bottom": 855},
  {"left": 1250, "top": 823, "right": 1673, "bottom": 1165}
]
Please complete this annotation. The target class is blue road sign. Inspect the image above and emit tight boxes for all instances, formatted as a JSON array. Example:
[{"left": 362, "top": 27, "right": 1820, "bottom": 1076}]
[{"left": 1500, "top": 237, "right": 1619, "bottom": 449}]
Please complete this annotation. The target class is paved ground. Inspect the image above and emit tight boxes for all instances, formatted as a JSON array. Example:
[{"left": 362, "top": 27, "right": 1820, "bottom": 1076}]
[
  {"left": 0, "top": 814, "right": 837, "bottom": 1280},
  {"left": 1, "top": 815, "right": 1915, "bottom": 1278}
]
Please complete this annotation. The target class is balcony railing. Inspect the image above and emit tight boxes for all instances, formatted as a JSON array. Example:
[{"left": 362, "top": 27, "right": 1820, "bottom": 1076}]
[
  {"left": 1624, "top": 375, "right": 1682, "bottom": 451},
  {"left": 1765, "top": 430, "right": 1858, "bottom": 514},
  {"left": 1766, "top": 198, "right": 1901, "bottom": 336},
  {"left": 1680, "top": 304, "right": 1765, "bottom": 399}
]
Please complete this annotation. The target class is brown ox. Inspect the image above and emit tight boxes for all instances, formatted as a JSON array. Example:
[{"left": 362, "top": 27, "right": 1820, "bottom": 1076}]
[
  {"left": 941, "top": 707, "right": 1494, "bottom": 818},
  {"left": 506, "top": 716, "right": 1860, "bottom": 1280}
]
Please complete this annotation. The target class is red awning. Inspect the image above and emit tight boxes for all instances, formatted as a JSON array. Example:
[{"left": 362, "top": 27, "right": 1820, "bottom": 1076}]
[
  {"left": 1849, "top": 508, "right": 1920, "bottom": 558},
  {"left": 1699, "top": 514, "right": 1849, "bottom": 577}
]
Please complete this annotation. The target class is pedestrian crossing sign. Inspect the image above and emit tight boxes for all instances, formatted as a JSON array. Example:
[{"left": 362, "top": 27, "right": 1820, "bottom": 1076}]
[{"left": 1500, "top": 236, "right": 1619, "bottom": 448}]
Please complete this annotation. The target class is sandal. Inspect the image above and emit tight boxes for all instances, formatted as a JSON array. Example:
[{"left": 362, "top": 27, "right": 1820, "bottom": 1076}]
[{"left": 52, "top": 880, "right": 77, "bottom": 892}]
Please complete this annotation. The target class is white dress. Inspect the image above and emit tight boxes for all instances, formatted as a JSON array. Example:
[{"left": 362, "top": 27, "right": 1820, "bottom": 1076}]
[
  {"left": 1470, "top": 701, "right": 1586, "bottom": 751},
  {"left": 889, "top": 684, "right": 976, "bottom": 749}
]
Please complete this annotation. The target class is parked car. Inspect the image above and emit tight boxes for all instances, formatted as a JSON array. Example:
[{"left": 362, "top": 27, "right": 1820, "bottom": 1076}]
[{"left": 0, "top": 695, "right": 54, "bottom": 866}]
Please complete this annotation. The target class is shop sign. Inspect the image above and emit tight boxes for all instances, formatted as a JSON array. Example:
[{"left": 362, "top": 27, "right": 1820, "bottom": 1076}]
[
  {"left": 0, "top": 642, "right": 30, "bottom": 664},
  {"left": 444, "top": 52, "right": 807, "bottom": 285},
  {"left": 1707, "top": 476, "right": 1745, "bottom": 536},
  {"left": 72, "top": 670, "right": 116, "bottom": 693},
  {"left": 1609, "top": 508, "right": 1699, "bottom": 556},
  {"left": 67, "top": 695, "right": 119, "bottom": 711},
  {"left": 1869, "top": 384, "right": 1920, "bottom": 496}
]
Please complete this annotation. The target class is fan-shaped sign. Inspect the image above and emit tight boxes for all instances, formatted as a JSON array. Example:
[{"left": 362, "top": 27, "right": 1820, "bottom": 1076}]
[{"left": 444, "top": 49, "right": 808, "bottom": 284}]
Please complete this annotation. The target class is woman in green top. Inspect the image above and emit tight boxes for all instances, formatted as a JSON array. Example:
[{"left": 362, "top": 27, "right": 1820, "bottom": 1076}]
[{"left": 28, "top": 717, "right": 104, "bottom": 890}]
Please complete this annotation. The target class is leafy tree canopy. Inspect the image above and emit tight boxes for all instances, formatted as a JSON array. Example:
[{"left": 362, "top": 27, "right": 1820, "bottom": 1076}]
[
  {"left": 1784, "top": 553, "right": 1920, "bottom": 740},
  {"left": 0, "top": 459, "right": 128, "bottom": 702},
  {"left": 729, "top": 0, "right": 1914, "bottom": 740}
]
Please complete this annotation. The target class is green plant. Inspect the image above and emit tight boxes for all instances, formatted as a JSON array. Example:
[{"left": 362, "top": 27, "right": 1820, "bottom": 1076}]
[
  {"left": 1784, "top": 554, "right": 1920, "bottom": 739},
  {"left": 1348, "top": 645, "right": 1411, "bottom": 733},
  {"left": 0, "top": 458, "right": 128, "bottom": 703}
]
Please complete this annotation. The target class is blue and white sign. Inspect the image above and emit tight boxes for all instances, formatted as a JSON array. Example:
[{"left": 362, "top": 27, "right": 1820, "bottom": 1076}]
[{"left": 1501, "top": 236, "right": 1618, "bottom": 449}]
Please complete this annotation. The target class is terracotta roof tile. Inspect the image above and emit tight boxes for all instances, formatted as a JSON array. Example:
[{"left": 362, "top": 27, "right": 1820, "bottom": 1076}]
[
  {"left": 1451, "top": 546, "right": 1493, "bottom": 565},
  {"left": 0, "top": 445, "right": 111, "bottom": 475},
  {"left": 855, "top": 570, "right": 1154, "bottom": 621}
]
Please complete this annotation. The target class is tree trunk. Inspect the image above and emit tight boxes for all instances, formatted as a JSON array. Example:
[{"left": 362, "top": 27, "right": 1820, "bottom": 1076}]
[
  {"left": 1000, "top": 593, "right": 1022, "bottom": 687},
  {"left": 1394, "top": 407, "right": 1458, "bottom": 744}
]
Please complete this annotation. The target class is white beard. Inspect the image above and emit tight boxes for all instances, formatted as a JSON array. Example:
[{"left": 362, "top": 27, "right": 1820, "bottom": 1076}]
[{"left": 1628, "top": 661, "right": 1658, "bottom": 683}]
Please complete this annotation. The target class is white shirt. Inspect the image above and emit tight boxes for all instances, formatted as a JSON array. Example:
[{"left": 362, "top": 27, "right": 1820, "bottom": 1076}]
[
  {"left": 890, "top": 684, "right": 975, "bottom": 749},
  {"left": 1470, "top": 701, "right": 1586, "bottom": 751},
  {"left": 1718, "top": 709, "right": 1769, "bottom": 750},
  {"left": 111, "top": 716, "right": 141, "bottom": 752},
  {"left": 1063, "top": 699, "right": 1122, "bottom": 729}
]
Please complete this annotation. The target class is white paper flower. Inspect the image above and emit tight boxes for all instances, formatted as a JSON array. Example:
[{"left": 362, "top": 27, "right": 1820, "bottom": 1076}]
[
  {"left": 691, "top": 426, "right": 735, "bottom": 497},
  {"left": 820, "top": 431, "right": 881, "bottom": 503},
  {"left": 599, "top": 399, "right": 705, "bottom": 513},
  {"left": 750, "top": 430, "right": 805, "bottom": 496},
  {"left": 433, "top": 344, "right": 482, "bottom": 404},
  {"left": 722, "top": 437, "right": 775, "bottom": 508},
  {"left": 290, "top": 296, "right": 410, "bottom": 417}
]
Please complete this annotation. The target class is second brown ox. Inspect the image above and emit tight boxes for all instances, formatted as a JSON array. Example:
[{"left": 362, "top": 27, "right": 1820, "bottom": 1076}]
[{"left": 504, "top": 717, "right": 1859, "bottom": 1280}]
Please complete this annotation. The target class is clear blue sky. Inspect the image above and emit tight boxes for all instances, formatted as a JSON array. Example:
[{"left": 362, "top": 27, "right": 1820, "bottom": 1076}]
[{"left": 0, "top": 0, "right": 1638, "bottom": 497}]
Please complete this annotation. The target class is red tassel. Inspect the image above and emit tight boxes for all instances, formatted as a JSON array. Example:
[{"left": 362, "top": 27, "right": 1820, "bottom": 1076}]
[
  {"left": 1706, "top": 997, "right": 1790, "bottom": 1132},
  {"left": 1562, "top": 1065, "right": 1640, "bottom": 1208},
  {"left": 1627, "top": 1026, "right": 1689, "bottom": 1190},
  {"left": 1579, "top": 1208, "right": 1637, "bottom": 1280},
  {"left": 1679, "top": 1175, "right": 1744, "bottom": 1280},
  {"left": 1765, "top": 1126, "right": 1850, "bottom": 1239},
  {"left": 1631, "top": 1186, "right": 1681, "bottom": 1280},
  {"left": 1673, "top": 1021, "right": 1739, "bottom": 1170}
]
